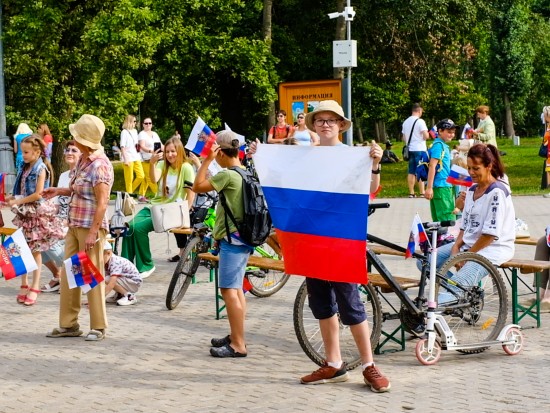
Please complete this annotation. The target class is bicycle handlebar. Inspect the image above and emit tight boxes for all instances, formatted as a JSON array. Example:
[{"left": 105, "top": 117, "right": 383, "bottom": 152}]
[{"left": 423, "top": 220, "right": 455, "bottom": 229}]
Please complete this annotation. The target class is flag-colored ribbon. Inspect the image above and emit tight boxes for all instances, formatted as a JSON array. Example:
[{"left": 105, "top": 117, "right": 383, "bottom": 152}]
[{"left": 64, "top": 252, "right": 104, "bottom": 293}]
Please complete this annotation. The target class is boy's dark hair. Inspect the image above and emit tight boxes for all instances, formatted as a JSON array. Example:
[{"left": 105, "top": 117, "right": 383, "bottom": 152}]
[{"left": 221, "top": 147, "right": 239, "bottom": 157}]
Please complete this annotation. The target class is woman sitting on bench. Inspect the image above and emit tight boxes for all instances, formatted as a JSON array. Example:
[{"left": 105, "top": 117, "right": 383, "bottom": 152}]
[
  {"left": 433, "top": 143, "right": 515, "bottom": 304},
  {"left": 121, "top": 137, "right": 195, "bottom": 278}
]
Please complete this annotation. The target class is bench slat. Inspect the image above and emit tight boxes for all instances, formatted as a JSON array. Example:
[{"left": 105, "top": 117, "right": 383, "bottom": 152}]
[
  {"left": 368, "top": 273, "right": 420, "bottom": 294},
  {"left": 170, "top": 228, "right": 193, "bottom": 235},
  {"left": 198, "top": 252, "right": 285, "bottom": 272},
  {"left": 514, "top": 237, "right": 539, "bottom": 246},
  {"left": 0, "top": 227, "right": 16, "bottom": 236},
  {"left": 500, "top": 259, "right": 550, "bottom": 274},
  {"left": 369, "top": 244, "right": 406, "bottom": 257}
]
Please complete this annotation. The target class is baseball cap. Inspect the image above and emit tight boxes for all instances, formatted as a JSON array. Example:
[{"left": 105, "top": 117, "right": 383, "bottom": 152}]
[{"left": 436, "top": 119, "right": 457, "bottom": 131}]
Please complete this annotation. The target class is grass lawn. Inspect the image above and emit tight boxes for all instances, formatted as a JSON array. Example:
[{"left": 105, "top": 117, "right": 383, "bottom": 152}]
[
  {"left": 110, "top": 137, "right": 548, "bottom": 198},
  {"left": 377, "top": 137, "right": 546, "bottom": 197}
]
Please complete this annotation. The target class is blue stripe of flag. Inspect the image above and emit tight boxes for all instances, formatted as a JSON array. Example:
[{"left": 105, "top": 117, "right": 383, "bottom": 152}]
[{"left": 262, "top": 186, "right": 369, "bottom": 241}]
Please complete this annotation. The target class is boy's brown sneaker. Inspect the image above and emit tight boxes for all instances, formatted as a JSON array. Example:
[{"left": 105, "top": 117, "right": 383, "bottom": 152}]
[
  {"left": 300, "top": 362, "right": 349, "bottom": 385},
  {"left": 363, "top": 365, "right": 391, "bottom": 392}
]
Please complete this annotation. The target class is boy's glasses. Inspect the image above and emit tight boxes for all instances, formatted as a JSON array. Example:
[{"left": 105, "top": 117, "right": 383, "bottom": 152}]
[{"left": 313, "top": 118, "right": 340, "bottom": 127}]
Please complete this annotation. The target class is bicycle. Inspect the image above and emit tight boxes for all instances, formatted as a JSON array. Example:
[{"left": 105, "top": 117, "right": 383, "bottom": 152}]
[
  {"left": 165, "top": 192, "right": 289, "bottom": 310},
  {"left": 293, "top": 202, "right": 522, "bottom": 368}
]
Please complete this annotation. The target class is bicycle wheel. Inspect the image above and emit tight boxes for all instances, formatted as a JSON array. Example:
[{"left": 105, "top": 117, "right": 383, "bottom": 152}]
[
  {"left": 293, "top": 280, "right": 383, "bottom": 370},
  {"left": 435, "top": 252, "right": 508, "bottom": 354},
  {"left": 165, "top": 237, "right": 207, "bottom": 310},
  {"left": 247, "top": 238, "right": 290, "bottom": 298}
]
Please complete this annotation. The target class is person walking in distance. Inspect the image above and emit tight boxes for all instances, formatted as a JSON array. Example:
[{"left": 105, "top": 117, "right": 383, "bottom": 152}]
[{"left": 402, "top": 103, "right": 429, "bottom": 198}]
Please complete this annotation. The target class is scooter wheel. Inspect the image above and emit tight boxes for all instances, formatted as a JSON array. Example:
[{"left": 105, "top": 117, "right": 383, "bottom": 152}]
[
  {"left": 415, "top": 338, "right": 442, "bottom": 365},
  {"left": 502, "top": 327, "right": 524, "bottom": 356}
]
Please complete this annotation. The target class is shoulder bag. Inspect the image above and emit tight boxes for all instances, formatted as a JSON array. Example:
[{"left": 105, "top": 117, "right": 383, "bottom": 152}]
[
  {"left": 122, "top": 192, "right": 137, "bottom": 216},
  {"left": 151, "top": 200, "right": 190, "bottom": 233},
  {"left": 539, "top": 141, "right": 548, "bottom": 158},
  {"left": 402, "top": 119, "right": 419, "bottom": 161}
]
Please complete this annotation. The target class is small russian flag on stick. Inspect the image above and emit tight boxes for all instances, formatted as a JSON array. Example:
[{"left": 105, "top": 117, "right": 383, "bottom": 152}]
[
  {"left": 186, "top": 117, "right": 217, "bottom": 157},
  {"left": 446, "top": 165, "right": 473, "bottom": 187},
  {"left": 405, "top": 214, "right": 429, "bottom": 259}
]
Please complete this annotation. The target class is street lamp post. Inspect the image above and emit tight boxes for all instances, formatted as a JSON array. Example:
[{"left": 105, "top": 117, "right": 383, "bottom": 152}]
[
  {"left": 329, "top": 1, "right": 356, "bottom": 146},
  {"left": 0, "top": 2, "right": 15, "bottom": 194}
]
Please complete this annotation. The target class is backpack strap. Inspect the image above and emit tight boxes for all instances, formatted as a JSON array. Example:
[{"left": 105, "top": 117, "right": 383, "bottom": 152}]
[
  {"left": 218, "top": 167, "right": 245, "bottom": 244},
  {"left": 406, "top": 119, "right": 419, "bottom": 148}
]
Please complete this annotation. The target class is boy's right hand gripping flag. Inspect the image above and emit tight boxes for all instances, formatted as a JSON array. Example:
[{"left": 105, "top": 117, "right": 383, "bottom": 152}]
[{"left": 253, "top": 144, "right": 373, "bottom": 284}]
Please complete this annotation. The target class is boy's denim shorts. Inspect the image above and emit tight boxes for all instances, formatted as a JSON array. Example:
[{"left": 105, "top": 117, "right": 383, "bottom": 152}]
[
  {"left": 305, "top": 277, "right": 367, "bottom": 325},
  {"left": 218, "top": 239, "right": 251, "bottom": 289}
]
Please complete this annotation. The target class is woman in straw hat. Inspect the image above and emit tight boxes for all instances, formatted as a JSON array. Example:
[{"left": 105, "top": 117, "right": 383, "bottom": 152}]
[{"left": 43, "top": 114, "right": 114, "bottom": 341}]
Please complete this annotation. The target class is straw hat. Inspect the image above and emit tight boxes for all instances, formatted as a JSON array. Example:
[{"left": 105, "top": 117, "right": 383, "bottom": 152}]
[
  {"left": 305, "top": 100, "right": 352, "bottom": 132},
  {"left": 69, "top": 114, "right": 105, "bottom": 150}
]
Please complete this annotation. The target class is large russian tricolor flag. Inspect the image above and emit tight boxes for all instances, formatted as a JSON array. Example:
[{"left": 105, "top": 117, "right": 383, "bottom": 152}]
[
  {"left": 254, "top": 144, "right": 373, "bottom": 284},
  {"left": 64, "top": 252, "right": 104, "bottom": 294},
  {"left": 0, "top": 229, "right": 38, "bottom": 280},
  {"left": 186, "top": 117, "right": 217, "bottom": 157}
]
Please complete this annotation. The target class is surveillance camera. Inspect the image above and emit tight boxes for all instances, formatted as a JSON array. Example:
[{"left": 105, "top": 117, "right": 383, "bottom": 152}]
[
  {"left": 327, "top": 12, "right": 341, "bottom": 19},
  {"left": 344, "top": 7, "right": 356, "bottom": 21}
]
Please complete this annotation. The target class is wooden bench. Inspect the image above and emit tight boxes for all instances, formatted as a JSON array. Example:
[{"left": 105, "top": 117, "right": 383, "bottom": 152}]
[
  {"left": 170, "top": 227, "right": 194, "bottom": 235},
  {"left": 367, "top": 244, "right": 422, "bottom": 354},
  {"left": 197, "top": 252, "right": 284, "bottom": 319},
  {"left": 514, "top": 237, "right": 539, "bottom": 246},
  {"left": 499, "top": 258, "right": 550, "bottom": 328},
  {"left": 0, "top": 227, "right": 16, "bottom": 243}
]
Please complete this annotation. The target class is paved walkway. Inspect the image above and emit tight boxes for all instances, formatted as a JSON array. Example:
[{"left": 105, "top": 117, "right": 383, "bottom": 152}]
[{"left": 0, "top": 196, "right": 549, "bottom": 412}]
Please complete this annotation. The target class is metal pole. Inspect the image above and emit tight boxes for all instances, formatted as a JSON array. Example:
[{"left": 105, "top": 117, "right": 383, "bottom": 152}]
[
  {"left": 345, "top": 0, "right": 353, "bottom": 145},
  {"left": 0, "top": 1, "right": 15, "bottom": 194}
]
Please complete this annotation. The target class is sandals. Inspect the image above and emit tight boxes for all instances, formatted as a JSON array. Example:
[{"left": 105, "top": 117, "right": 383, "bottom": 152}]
[
  {"left": 41, "top": 278, "right": 60, "bottom": 293},
  {"left": 17, "top": 285, "right": 29, "bottom": 303},
  {"left": 211, "top": 335, "right": 231, "bottom": 348},
  {"left": 210, "top": 343, "right": 247, "bottom": 358},
  {"left": 47, "top": 324, "right": 83, "bottom": 338},
  {"left": 24, "top": 288, "right": 41, "bottom": 306},
  {"left": 167, "top": 255, "right": 180, "bottom": 263},
  {"left": 408, "top": 194, "right": 416, "bottom": 198},
  {"left": 84, "top": 329, "right": 106, "bottom": 341}
]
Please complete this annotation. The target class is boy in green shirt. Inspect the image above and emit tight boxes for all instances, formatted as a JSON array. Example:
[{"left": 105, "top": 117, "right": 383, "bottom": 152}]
[{"left": 193, "top": 130, "right": 249, "bottom": 358}]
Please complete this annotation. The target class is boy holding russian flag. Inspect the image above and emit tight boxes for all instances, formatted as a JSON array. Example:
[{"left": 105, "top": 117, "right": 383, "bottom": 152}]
[
  {"left": 297, "top": 101, "right": 390, "bottom": 392},
  {"left": 424, "top": 119, "right": 456, "bottom": 222}
]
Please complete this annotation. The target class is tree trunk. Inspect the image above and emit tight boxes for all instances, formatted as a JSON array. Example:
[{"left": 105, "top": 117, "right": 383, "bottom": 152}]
[
  {"left": 333, "top": 0, "right": 346, "bottom": 80},
  {"left": 263, "top": 0, "right": 275, "bottom": 140},
  {"left": 503, "top": 93, "right": 515, "bottom": 138},
  {"left": 355, "top": 117, "right": 363, "bottom": 143},
  {"left": 373, "top": 120, "right": 386, "bottom": 143}
]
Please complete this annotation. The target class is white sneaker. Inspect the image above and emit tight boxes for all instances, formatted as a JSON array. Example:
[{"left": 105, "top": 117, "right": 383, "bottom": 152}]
[
  {"left": 106, "top": 292, "right": 122, "bottom": 304},
  {"left": 543, "top": 193, "right": 550, "bottom": 198},
  {"left": 117, "top": 293, "right": 137, "bottom": 306},
  {"left": 140, "top": 266, "right": 156, "bottom": 279}
]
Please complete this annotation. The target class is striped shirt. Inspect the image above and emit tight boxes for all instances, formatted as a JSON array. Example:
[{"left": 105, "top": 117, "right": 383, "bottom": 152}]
[{"left": 69, "top": 150, "right": 114, "bottom": 229}]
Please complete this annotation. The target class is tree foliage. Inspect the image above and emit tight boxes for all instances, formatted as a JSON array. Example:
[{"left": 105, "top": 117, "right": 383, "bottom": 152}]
[{"left": 2, "top": 0, "right": 550, "bottom": 150}]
